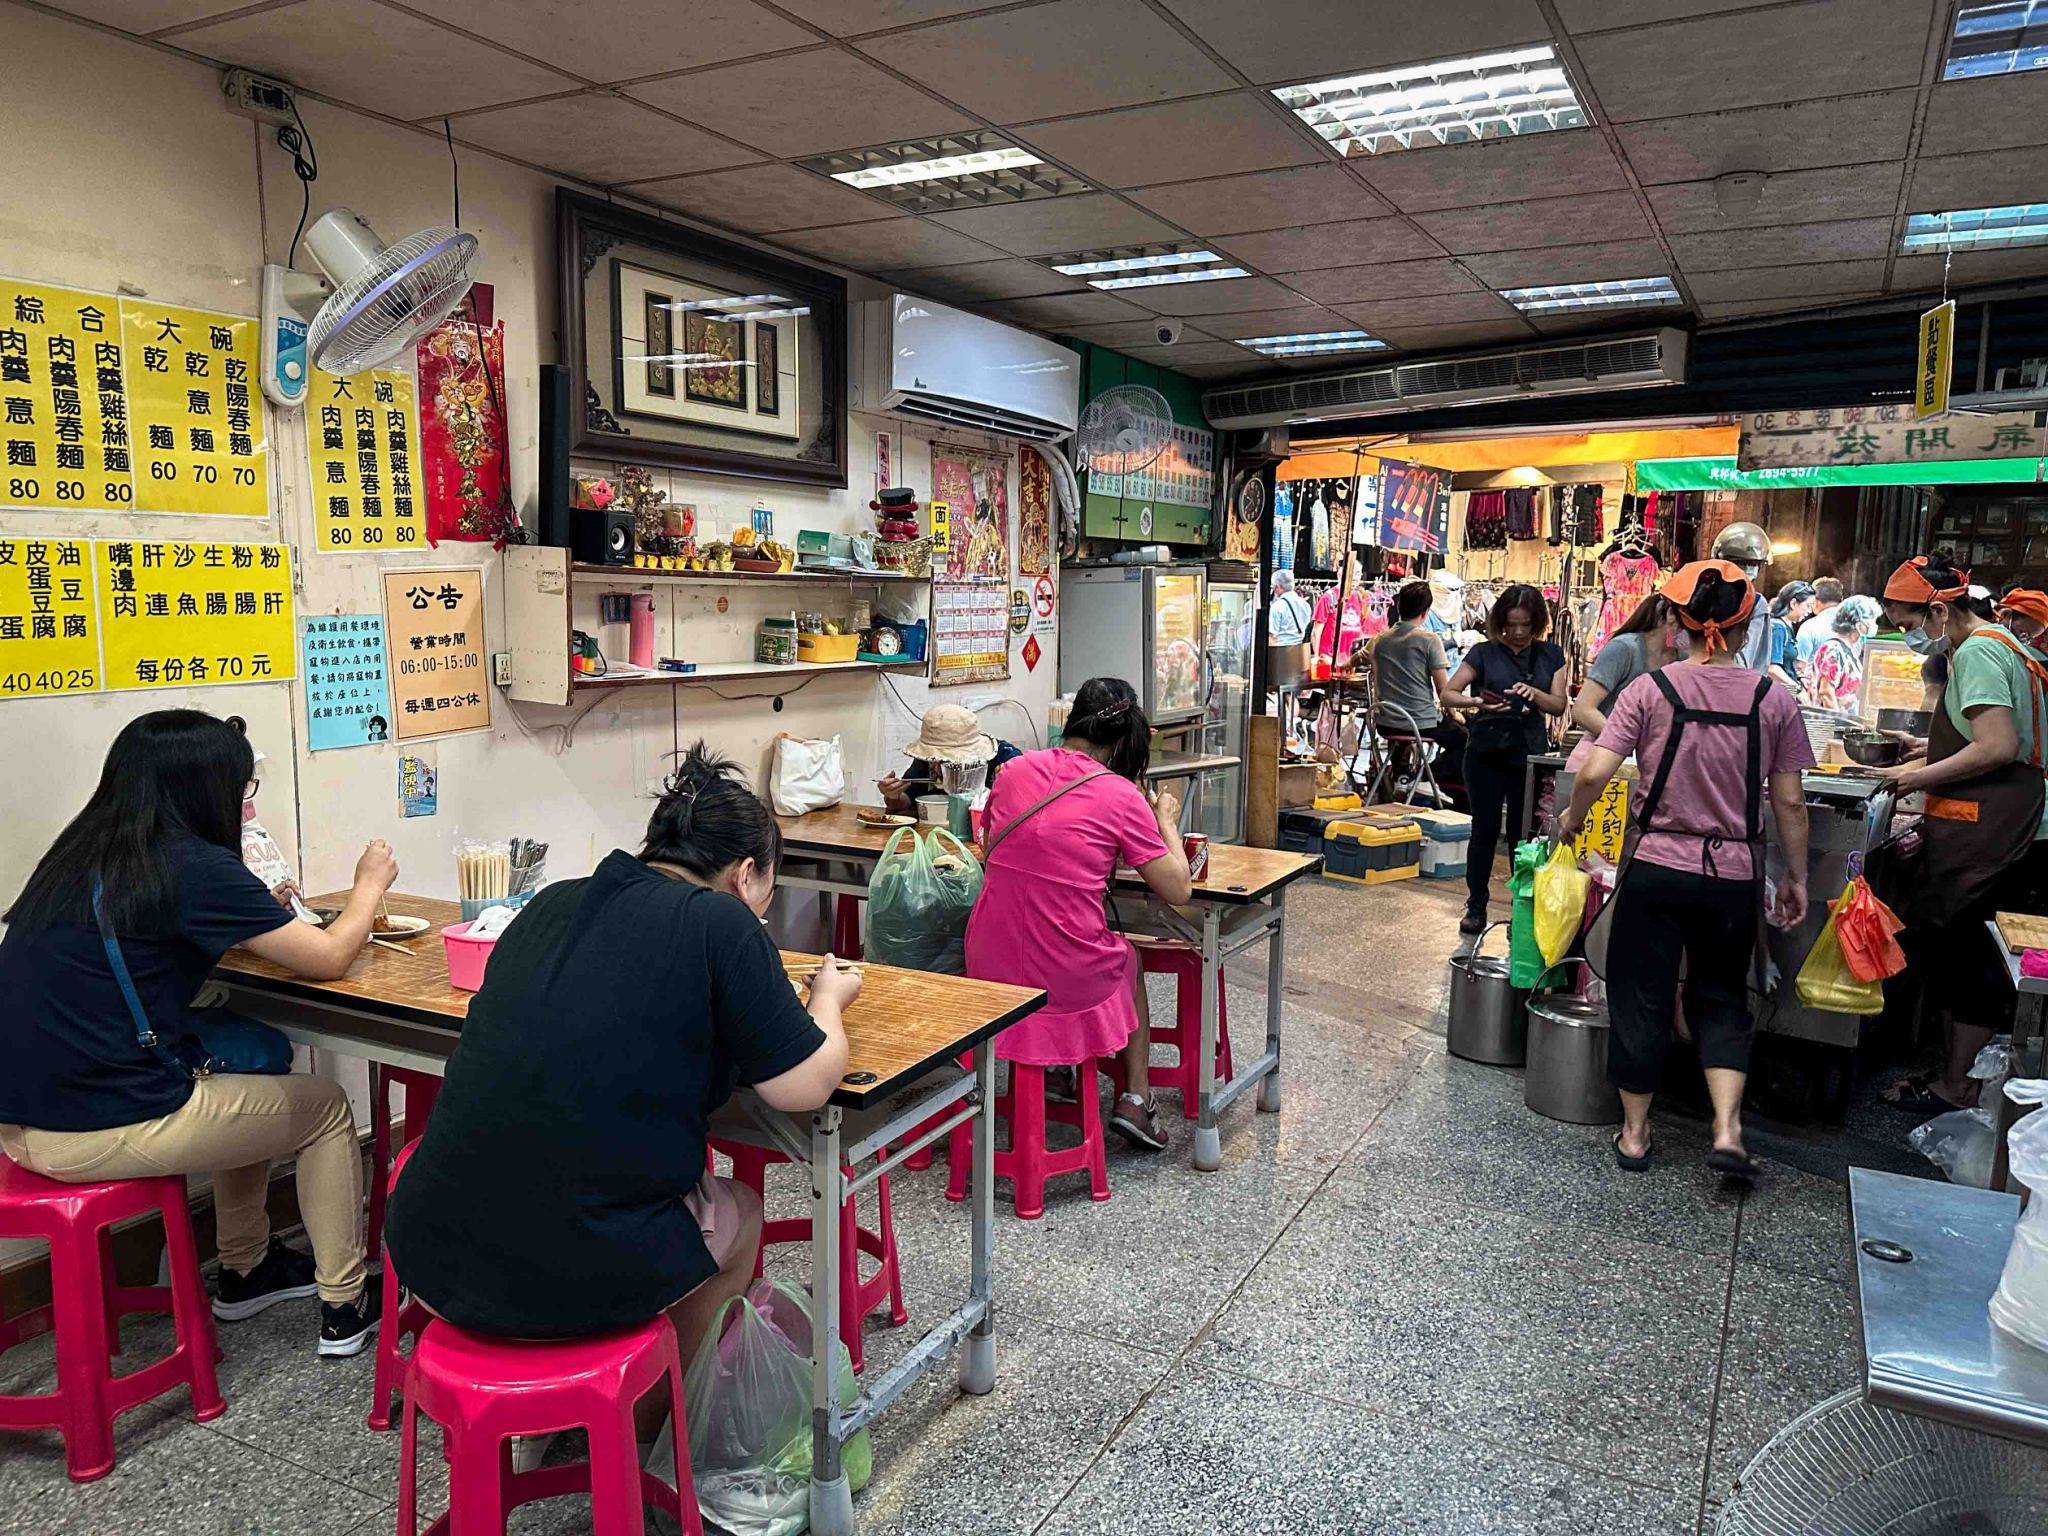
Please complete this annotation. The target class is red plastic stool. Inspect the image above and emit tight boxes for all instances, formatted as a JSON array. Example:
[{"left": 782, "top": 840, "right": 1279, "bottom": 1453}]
[
  {"left": 945, "top": 1058, "right": 1111, "bottom": 1220},
  {"left": 831, "top": 893, "right": 864, "bottom": 961},
  {"left": 0, "top": 1159, "right": 225, "bottom": 1481},
  {"left": 365, "top": 1065, "right": 440, "bottom": 1265},
  {"left": 398, "top": 1314, "right": 701, "bottom": 1536},
  {"left": 367, "top": 1142, "right": 432, "bottom": 1431},
  {"left": 1138, "top": 943, "right": 1234, "bottom": 1119},
  {"left": 710, "top": 1140, "right": 903, "bottom": 1373}
]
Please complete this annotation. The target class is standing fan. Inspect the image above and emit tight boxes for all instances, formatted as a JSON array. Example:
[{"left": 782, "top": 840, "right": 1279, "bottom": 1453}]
[
  {"left": 304, "top": 209, "right": 479, "bottom": 374},
  {"left": 1074, "top": 384, "right": 1174, "bottom": 478}
]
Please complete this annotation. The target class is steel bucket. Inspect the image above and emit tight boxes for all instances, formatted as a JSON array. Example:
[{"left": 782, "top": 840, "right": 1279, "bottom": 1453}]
[
  {"left": 1524, "top": 994, "right": 1621, "bottom": 1125},
  {"left": 1447, "top": 923, "right": 1527, "bottom": 1066}
]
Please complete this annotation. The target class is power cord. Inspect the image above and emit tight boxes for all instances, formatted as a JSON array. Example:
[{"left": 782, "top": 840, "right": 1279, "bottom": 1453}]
[{"left": 277, "top": 97, "right": 318, "bottom": 265}]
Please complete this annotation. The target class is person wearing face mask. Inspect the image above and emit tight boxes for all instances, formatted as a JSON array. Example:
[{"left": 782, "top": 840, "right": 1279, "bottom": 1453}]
[
  {"left": 1811, "top": 595, "right": 1882, "bottom": 712},
  {"left": 1768, "top": 582, "right": 1818, "bottom": 695},
  {"left": 1710, "top": 522, "right": 1777, "bottom": 675},
  {"left": 1873, "top": 564, "right": 2048, "bottom": 1119},
  {"left": 1875, "top": 558, "right": 1947, "bottom": 651},
  {"left": 1573, "top": 592, "right": 1689, "bottom": 738},
  {"left": 385, "top": 743, "right": 855, "bottom": 1371}
]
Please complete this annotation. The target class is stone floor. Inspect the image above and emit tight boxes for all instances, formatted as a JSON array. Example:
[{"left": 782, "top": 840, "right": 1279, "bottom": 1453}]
[{"left": 0, "top": 869, "right": 1895, "bottom": 1536}]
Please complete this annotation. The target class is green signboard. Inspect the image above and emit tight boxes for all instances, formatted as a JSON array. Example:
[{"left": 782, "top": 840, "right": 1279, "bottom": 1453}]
[{"left": 1634, "top": 456, "right": 2046, "bottom": 491}]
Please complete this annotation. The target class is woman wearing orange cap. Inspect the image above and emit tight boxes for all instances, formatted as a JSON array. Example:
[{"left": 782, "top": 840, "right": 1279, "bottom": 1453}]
[
  {"left": 1560, "top": 562, "right": 1815, "bottom": 1178},
  {"left": 1998, "top": 587, "right": 2048, "bottom": 651},
  {"left": 1876, "top": 562, "right": 2048, "bottom": 1117}
]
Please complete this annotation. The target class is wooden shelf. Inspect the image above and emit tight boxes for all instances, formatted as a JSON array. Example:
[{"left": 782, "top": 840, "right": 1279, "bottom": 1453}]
[
  {"left": 569, "top": 562, "right": 929, "bottom": 587},
  {"left": 571, "top": 658, "right": 926, "bottom": 691}
]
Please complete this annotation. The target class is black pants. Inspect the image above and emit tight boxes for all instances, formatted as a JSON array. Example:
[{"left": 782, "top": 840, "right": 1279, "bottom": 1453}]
[
  {"left": 1463, "top": 741, "right": 1528, "bottom": 911},
  {"left": 1375, "top": 717, "right": 1470, "bottom": 810},
  {"left": 1606, "top": 860, "right": 1757, "bottom": 1095},
  {"left": 1909, "top": 840, "right": 2048, "bottom": 1033}
]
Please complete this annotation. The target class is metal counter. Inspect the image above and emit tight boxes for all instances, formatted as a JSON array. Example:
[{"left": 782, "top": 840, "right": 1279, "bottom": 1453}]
[{"left": 1761, "top": 771, "right": 1898, "bottom": 1048}]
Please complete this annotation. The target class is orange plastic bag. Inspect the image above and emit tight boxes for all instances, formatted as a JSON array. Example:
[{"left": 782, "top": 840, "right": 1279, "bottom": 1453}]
[{"left": 1834, "top": 874, "right": 1907, "bottom": 984}]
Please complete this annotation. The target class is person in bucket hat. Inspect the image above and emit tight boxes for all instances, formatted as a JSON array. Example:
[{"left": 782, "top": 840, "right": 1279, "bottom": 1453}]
[{"left": 880, "top": 704, "right": 1021, "bottom": 814}]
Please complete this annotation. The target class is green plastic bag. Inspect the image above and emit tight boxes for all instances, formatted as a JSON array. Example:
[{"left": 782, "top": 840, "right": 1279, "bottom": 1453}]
[
  {"left": 1533, "top": 843, "right": 1592, "bottom": 969},
  {"left": 1508, "top": 838, "right": 1549, "bottom": 989},
  {"left": 867, "top": 826, "right": 982, "bottom": 975},
  {"left": 683, "top": 1279, "right": 870, "bottom": 1536}
]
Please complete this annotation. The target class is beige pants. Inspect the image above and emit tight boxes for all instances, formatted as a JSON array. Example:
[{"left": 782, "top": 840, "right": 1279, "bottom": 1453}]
[{"left": 0, "top": 1072, "right": 366, "bottom": 1306}]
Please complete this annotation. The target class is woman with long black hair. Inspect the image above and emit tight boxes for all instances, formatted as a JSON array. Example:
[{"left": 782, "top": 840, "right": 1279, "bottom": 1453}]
[{"left": 0, "top": 710, "right": 396, "bottom": 1356}]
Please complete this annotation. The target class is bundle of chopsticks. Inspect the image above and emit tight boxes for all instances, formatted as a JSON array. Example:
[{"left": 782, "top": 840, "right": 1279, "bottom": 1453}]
[{"left": 457, "top": 837, "right": 550, "bottom": 905}]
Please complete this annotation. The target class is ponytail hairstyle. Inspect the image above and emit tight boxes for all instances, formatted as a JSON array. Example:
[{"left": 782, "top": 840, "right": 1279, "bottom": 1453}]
[
  {"left": 638, "top": 741, "right": 782, "bottom": 880},
  {"left": 1064, "top": 676, "right": 1152, "bottom": 784},
  {"left": 1669, "top": 562, "right": 1756, "bottom": 655}
]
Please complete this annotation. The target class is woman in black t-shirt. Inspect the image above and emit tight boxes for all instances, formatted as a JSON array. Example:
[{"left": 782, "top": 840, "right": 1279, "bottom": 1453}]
[
  {"left": 1443, "top": 585, "right": 1569, "bottom": 934},
  {"left": 0, "top": 710, "right": 399, "bottom": 1357}
]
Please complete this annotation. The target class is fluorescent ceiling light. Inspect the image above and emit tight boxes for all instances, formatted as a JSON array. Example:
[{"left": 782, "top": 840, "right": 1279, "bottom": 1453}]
[
  {"left": 1500, "top": 276, "right": 1681, "bottom": 313},
  {"left": 1901, "top": 203, "right": 2048, "bottom": 252},
  {"left": 1273, "top": 45, "right": 1586, "bottom": 157},
  {"left": 831, "top": 145, "right": 1042, "bottom": 189},
  {"left": 1089, "top": 266, "right": 1249, "bottom": 291},
  {"left": 1240, "top": 329, "right": 1387, "bottom": 357},
  {"left": 1945, "top": 2, "right": 2048, "bottom": 79},
  {"left": 1052, "top": 250, "right": 1221, "bottom": 276}
]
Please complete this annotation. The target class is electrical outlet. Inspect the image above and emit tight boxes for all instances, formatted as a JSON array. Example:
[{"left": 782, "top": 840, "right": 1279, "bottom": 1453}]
[
  {"left": 492, "top": 651, "right": 512, "bottom": 687},
  {"left": 221, "top": 68, "right": 298, "bottom": 129}
]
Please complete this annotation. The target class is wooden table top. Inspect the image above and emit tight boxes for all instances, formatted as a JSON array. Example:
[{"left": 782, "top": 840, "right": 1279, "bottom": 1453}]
[
  {"left": 214, "top": 889, "right": 1045, "bottom": 1107},
  {"left": 776, "top": 807, "right": 1320, "bottom": 904}
]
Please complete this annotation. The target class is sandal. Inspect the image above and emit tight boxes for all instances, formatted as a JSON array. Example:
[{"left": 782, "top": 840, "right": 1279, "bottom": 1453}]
[
  {"left": 1612, "top": 1133, "right": 1652, "bottom": 1173},
  {"left": 1707, "top": 1147, "right": 1760, "bottom": 1180},
  {"left": 1109, "top": 1092, "right": 1169, "bottom": 1152},
  {"left": 1878, "top": 1069, "right": 1938, "bottom": 1107}
]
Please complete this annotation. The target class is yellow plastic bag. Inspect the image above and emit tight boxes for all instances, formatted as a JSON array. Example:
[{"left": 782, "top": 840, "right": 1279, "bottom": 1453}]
[
  {"left": 1533, "top": 843, "right": 1591, "bottom": 969},
  {"left": 1795, "top": 884, "right": 1885, "bottom": 1015}
]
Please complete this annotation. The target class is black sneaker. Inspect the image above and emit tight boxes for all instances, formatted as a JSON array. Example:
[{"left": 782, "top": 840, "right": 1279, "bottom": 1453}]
[
  {"left": 213, "top": 1237, "right": 318, "bottom": 1321},
  {"left": 319, "top": 1282, "right": 383, "bottom": 1359},
  {"left": 1458, "top": 906, "right": 1487, "bottom": 937}
]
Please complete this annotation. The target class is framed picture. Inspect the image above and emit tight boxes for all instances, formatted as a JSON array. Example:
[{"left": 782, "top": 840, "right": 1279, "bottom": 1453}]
[{"left": 558, "top": 189, "right": 846, "bottom": 487}]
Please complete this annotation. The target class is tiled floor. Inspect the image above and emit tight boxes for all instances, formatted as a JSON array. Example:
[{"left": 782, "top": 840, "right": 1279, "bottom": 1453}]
[{"left": 0, "top": 873, "right": 1884, "bottom": 1536}]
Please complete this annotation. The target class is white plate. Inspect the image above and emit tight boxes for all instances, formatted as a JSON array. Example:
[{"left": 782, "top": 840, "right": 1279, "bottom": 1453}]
[{"left": 372, "top": 914, "right": 431, "bottom": 939}]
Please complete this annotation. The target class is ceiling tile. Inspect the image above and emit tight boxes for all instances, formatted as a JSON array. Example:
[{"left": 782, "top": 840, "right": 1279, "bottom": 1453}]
[
  {"left": 1696, "top": 293, "right": 1883, "bottom": 321},
  {"left": 1684, "top": 260, "right": 1891, "bottom": 303},
  {"left": 1460, "top": 238, "right": 1670, "bottom": 287},
  {"left": 770, "top": 0, "right": 1009, "bottom": 33},
  {"left": 1134, "top": 276, "right": 1304, "bottom": 315},
  {"left": 1572, "top": 0, "right": 1930, "bottom": 124},
  {"left": 1921, "top": 75, "right": 2048, "bottom": 157},
  {"left": 1192, "top": 305, "right": 1351, "bottom": 339},
  {"left": 402, "top": 0, "right": 814, "bottom": 82},
  {"left": 47, "top": 0, "right": 251, "bottom": 31},
  {"left": 1215, "top": 219, "right": 1440, "bottom": 273},
  {"left": 1354, "top": 132, "right": 1628, "bottom": 213},
  {"left": 1613, "top": 91, "right": 1916, "bottom": 184},
  {"left": 1056, "top": 319, "right": 1223, "bottom": 347},
  {"left": 1128, "top": 165, "right": 1390, "bottom": 234},
  {"left": 1893, "top": 246, "right": 2048, "bottom": 293},
  {"left": 1113, "top": 341, "right": 1263, "bottom": 369},
  {"left": 632, "top": 163, "right": 901, "bottom": 232},
  {"left": 1371, "top": 321, "right": 1539, "bottom": 353},
  {"left": 451, "top": 95, "right": 757, "bottom": 183},
  {"left": 1279, "top": 260, "right": 1484, "bottom": 304},
  {"left": 982, "top": 291, "right": 1151, "bottom": 327},
  {"left": 928, "top": 194, "right": 1178, "bottom": 255},
  {"left": 1414, "top": 191, "right": 1652, "bottom": 255},
  {"left": 1555, "top": 0, "right": 1770, "bottom": 27},
  {"left": 1340, "top": 292, "right": 1523, "bottom": 328},
  {"left": 629, "top": 48, "right": 973, "bottom": 157},
  {"left": 1909, "top": 148, "right": 2048, "bottom": 215},
  {"left": 171, "top": 0, "right": 578, "bottom": 117},
  {"left": 1157, "top": 0, "right": 1549, "bottom": 85},
  {"left": 859, "top": 0, "right": 1234, "bottom": 122},
  {"left": 770, "top": 217, "right": 1005, "bottom": 270},
  {"left": 1016, "top": 96, "right": 1323, "bottom": 190},
  {"left": 1644, "top": 162, "right": 1904, "bottom": 234},
  {"left": 876, "top": 258, "right": 1087, "bottom": 301},
  {"left": 1668, "top": 218, "right": 1896, "bottom": 272}
]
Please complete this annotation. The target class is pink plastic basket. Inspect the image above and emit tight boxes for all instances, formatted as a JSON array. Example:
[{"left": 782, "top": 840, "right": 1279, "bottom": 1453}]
[{"left": 441, "top": 920, "right": 497, "bottom": 992}]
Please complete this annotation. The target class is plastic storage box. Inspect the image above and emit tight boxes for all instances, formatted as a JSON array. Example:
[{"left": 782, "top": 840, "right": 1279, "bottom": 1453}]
[
  {"left": 1407, "top": 808, "right": 1473, "bottom": 879},
  {"left": 1322, "top": 820, "right": 1420, "bottom": 885}
]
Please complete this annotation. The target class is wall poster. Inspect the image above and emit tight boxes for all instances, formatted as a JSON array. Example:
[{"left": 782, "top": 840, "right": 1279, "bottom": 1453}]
[
  {"left": 0, "top": 537, "right": 99, "bottom": 697},
  {"left": 380, "top": 567, "right": 490, "bottom": 739},
  {"left": 930, "top": 579, "right": 1009, "bottom": 687},
  {"left": 309, "top": 365, "right": 426, "bottom": 552},
  {"left": 1378, "top": 459, "right": 1450, "bottom": 553},
  {"left": 98, "top": 539, "right": 294, "bottom": 691},
  {"left": 930, "top": 442, "right": 1010, "bottom": 582},
  {"left": 301, "top": 614, "right": 392, "bottom": 751},
  {"left": 1018, "top": 447, "right": 1053, "bottom": 576}
]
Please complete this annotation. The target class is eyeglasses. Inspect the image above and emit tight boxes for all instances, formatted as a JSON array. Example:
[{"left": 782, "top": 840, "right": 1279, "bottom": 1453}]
[{"left": 243, "top": 779, "right": 260, "bottom": 802}]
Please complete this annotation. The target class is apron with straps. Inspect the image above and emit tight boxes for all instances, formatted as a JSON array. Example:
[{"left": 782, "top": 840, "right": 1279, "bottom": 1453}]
[
  {"left": 1586, "top": 671, "right": 1771, "bottom": 979},
  {"left": 1910, "top": 626, "right": 2047, "bottom": 928}
]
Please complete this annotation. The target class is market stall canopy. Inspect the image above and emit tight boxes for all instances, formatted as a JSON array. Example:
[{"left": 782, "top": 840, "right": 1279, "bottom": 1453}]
[
  {"left": 1286, "top": 427, "right": 1737, "bottom": 479},
  {"left": 1636, "top": 456, "right": 2048, "bottom": 491}
]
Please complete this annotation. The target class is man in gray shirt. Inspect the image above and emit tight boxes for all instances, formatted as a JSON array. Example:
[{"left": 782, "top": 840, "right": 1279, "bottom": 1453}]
[{"left": 1368, "top": 582, "right": 1466, "bottom": 807}]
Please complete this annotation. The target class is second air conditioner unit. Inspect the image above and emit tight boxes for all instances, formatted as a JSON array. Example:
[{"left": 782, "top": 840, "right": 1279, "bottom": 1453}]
[{"left": 851, "top": 293, "right": 1081, "bottom": 443}]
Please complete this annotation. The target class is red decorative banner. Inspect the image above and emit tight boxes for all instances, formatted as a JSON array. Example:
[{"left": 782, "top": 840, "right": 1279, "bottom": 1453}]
[
  {"left": 1018, "top": 448, "right": 1052, "bottom": 576},
  {"left": 417, "top": 284, "right": 511, "bottom": 546}
]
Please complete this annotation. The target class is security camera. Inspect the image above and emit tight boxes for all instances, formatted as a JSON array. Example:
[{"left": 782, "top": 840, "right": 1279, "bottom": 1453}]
[{"left": 1153, "top": 320, "right": 1184, "bottom": 346}]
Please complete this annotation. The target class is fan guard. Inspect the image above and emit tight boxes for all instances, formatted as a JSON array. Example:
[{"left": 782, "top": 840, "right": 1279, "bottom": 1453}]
[{"left": 305, "top": 209, "right": 478, "bottom": 374}]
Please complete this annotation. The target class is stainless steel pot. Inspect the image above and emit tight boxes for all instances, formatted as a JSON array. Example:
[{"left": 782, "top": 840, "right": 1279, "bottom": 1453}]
[
  {"left": 1447, "top": 923, "right": 1528, "bottom": 1066},
  {"left": 1524, "top": 994, "right": 1622, "bottom": 1125}
]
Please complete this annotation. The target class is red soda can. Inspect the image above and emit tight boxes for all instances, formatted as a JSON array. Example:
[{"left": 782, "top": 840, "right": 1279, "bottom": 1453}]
[{"left": 1183, "top": 833, "right": 1210, "bottom": 880}]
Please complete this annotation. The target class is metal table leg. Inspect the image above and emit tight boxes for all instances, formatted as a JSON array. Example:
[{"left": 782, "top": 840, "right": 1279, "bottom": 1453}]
[
  {"left": 1258, "top": 888, "right": 1285, "bottom": 1114},
  {"left": 960, "top": 1041, "right": 996, "bottom": 1395},
  {"left": 1995, "top": 992, "right": 2047, "bottom": 1193},
  {"left": 807, "top": 1106, "right": 854, "bottom": 1536},
  {"left": 1193, "top": 903, "right": 1227, "bottom": 1172}
]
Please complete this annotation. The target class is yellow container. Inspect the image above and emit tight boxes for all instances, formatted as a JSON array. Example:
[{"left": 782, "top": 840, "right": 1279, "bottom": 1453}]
[{"left": 797, "top": 632, "right": 861, "bottom": 664}]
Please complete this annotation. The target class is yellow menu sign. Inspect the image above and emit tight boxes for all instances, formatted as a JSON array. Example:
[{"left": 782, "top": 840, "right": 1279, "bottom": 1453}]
[
  {"left": 1916, "top": 299, "right": 1955, "bottom": 420},
  {"left": 0, "top": 538, "right": 99, "bottom": 697},
  {"left": 1572, "top": 777, "right": 1630, "bottom": 866},
  {"left": 98, "top": 539, "right": 294, "bottom": 691},
  {"left": 308, "top": 365, "right": 426, "bottom": 552},
  {"left": 0, "top": 281, "right": 130, "bottom": 512},
  {"left": 381, "top": 567, "right": 490, "bottom": 738},
  {"left": 119, "top": 299, "right": 268, "bottom": 516}
]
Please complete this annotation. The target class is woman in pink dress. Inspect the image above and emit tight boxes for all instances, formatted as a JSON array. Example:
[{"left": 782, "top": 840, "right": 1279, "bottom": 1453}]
[{"left": 965, "top": 677, "right": 1194, "bottom": 1150}]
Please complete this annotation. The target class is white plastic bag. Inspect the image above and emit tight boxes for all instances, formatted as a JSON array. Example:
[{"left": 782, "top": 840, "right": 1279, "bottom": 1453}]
[
  {"left": 1990, "top": 1079, "right": 2048, "bottom": 1352},
  {"left": 768, "top": 733, "right": 844, "bottom": 816},
  {"left": 683, "top": 1280, "right": 869, "bottom": 1536},
  {"left": 1907, "top": 1040, "right": 2015, "bottom": 1189}
]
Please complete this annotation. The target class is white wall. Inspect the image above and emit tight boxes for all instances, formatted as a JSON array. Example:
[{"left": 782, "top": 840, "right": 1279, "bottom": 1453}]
[{"left": 0, "top": 6, "right": 1060, "bottom": 915}]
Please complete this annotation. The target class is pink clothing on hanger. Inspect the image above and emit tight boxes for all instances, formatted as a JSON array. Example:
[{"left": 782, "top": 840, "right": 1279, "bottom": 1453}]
[{"left": 1590, "top": 551, "right": 1659, "bottom": 655}]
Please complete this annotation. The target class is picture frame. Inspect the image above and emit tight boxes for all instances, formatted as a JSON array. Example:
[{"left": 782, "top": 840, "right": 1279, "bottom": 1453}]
[{"left": 557, "top": 189, "right": 846, "bottom": 488}]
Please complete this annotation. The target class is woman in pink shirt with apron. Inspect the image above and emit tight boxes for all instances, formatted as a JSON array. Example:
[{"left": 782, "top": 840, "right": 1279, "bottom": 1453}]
[{"left": 966, "top": 677, "right": 1194, "bottom": 1151}]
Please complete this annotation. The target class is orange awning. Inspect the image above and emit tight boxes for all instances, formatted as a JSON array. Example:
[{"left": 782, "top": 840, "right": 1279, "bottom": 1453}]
[{"left": 1281, "top": 426, "right": 1738, "bottom": 477}]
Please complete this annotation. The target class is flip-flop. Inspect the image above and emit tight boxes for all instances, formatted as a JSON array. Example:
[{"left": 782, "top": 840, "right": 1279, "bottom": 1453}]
[
  {"left": 1612, "top": 1133, "right": 1652, "bottom": 1173},
  {"left": 1707, "top": 1147, "right": 1760, "bottom": 1180}
]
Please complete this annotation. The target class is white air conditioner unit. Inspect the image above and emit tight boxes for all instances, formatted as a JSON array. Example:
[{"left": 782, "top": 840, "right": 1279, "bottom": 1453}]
[
  {"left": 1203, "top": 329, "right": 1690, "bottom": 430},
  {"left": 851, "top": 293, "right": 1081, "bottom": 443}
]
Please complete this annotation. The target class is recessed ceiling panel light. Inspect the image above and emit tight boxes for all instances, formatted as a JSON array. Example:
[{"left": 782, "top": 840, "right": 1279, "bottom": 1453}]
[
  {"left": 831, "top": 145, "right": 1042, "bottom": 189},
  {"left": 1089, "top": 266, "right": 1251, "bottom": 290},
  {"left": 1052, "top": 250, "right": 1222, "bottom": 276},
  {"left": 1240, "top": 329, "right": 1387, "bottom": 357},
  {"left": 1902, "top": 203, "right": 2048, "bottom": 252},
  {"left": 1944, "top": 2, "right": 2048, "bottom": 80},
  {"left": 1273, "top": 45, "right": 1587, "bottom": 157},
  {"left": 1500, "top": 276, "right": 1682, "bottom": 313},
  {"left": 798, "top": 132, "right": 1091, "bottom": 212}
]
